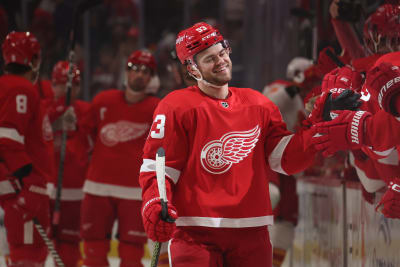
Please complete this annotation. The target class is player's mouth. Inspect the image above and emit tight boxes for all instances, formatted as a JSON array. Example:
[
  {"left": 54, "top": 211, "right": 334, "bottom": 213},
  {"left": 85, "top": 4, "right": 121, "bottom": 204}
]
[{"left": 214, "top": 65, "right": 229, "bottom": 73}]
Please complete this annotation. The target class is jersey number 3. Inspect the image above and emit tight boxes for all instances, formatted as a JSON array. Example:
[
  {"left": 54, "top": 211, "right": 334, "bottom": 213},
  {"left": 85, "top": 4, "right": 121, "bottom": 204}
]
[{"left": 150, "top": 114, "right": 165, "bottom": 139}]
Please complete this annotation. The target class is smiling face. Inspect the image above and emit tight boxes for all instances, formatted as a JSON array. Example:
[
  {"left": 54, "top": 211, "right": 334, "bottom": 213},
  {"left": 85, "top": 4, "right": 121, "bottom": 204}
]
[{"left": 194, "top": 43, "right": 232, "bottom": 86}]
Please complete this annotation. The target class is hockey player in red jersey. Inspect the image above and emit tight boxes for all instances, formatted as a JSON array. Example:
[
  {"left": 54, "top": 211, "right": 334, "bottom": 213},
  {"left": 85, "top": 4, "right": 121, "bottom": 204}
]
[
  {"left": 80, "top": 50, "right": 160, "bottom": 267},
  {"left": 47, "top": 61, "right": 91, "bottom": 267},
  {"left": 139, "top": 22, "right": 319, "bottom": 267},
  {"left": 0, "top": 31, "right": 52, "bottom": 267}
]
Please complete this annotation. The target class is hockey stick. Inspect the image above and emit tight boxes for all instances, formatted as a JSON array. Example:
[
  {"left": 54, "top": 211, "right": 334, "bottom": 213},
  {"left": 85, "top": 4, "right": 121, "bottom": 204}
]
[
  {"left": 150, "top": 147, "right": 174, "bottom": 267},
  {"left": 53, "top": 0, "right": 102, "bottom": 228},
  {"left": 325, "top": 49, "right": 345, "bottom": 68},
  {"left": 33, "top": 218, "right": 65, "bottom": 267}
]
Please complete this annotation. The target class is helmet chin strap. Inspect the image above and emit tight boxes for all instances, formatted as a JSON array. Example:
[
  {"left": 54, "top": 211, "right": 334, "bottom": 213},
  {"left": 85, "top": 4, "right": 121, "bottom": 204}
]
[{"left": 189, "top": 64, "right": 225, "bottom": 89}]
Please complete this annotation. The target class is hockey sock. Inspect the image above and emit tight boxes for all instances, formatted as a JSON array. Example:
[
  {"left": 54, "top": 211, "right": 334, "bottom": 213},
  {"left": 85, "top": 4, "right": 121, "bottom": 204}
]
[{"left": 118, "top": 241, "right": 144, "bottom": 267}]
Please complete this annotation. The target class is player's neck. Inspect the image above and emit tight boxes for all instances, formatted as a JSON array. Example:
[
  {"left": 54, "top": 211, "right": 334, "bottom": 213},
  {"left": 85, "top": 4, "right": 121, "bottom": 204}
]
[
  {"left": 198, "top": 82, "right": 229, "bottom": 99},
  {"left": 6, "top": 71, "right": 34, "bottom": 83},
  {"left": 124, "top": 88, "right": 146, "bottom": 104}
]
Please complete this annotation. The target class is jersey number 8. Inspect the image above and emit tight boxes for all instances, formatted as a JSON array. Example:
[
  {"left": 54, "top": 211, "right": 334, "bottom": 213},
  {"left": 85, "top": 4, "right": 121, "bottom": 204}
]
[{"left": 16, "top": 94, "right": 27, "bottom": 114}]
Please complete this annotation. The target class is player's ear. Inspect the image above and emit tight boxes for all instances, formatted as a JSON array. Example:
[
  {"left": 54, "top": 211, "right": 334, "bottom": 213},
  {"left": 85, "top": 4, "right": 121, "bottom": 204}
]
[
  {"left": 186, "top": 64, "right": 200, "bottom": 80},
  {"left": 186, "top": 64, "right": 194, "bottom": 75}
]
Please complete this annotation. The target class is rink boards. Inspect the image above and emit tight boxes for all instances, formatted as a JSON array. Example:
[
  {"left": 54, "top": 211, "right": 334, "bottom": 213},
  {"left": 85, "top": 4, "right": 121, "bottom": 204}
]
[{"left": 293, "top": 177, "right": 400, "bottom": 267}]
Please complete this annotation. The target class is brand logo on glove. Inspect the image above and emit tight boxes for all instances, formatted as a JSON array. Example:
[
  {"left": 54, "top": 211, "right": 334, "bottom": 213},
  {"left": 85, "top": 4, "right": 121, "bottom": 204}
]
[
  {"left": 391, "top": 183, "right": 400, "bottom": 193},
  {"left": 200, "top": 125, "right": 260, "bottom": 174},
  {"left": 329, "top": 88, "right": 346, "bottom": 94},
  {"left": 350, "top": 111, "right": 365, "bottom": 144},
  {"left": 378, "top": 76, "right": 400, "bottom": 108}
]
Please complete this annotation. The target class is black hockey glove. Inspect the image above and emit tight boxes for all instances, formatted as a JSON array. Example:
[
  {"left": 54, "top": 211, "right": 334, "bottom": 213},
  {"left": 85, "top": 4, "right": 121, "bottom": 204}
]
[{"left": 322, "top": 89, "right": 362, "bottom": 121}]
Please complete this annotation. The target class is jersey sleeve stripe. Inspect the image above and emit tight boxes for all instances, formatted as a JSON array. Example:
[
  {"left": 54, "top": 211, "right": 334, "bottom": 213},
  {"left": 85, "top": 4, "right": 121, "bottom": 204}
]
[
  {"left": 0, "top": 180, "right": 18, "bottom": 195},
  {"left": 0, "top": 127, "right": 25, "bottom": 144},
  {"left": 377, "top": 149, "right": 399, "bottom": 166},
  {"left": 175, "top": 215, "right": 274, "bottom": 228},
  {"left": 83, "top": 180, "right": 142, "bottom": 200},
  {"left": 140, "top": 159, "right": 180, "bottom": 184},
  {"left": 268, "top": 134, "right": 294, "bottom": 175},
  {"left": 371, "top": 147, "right": 395, "bottom": 157},
  {"left": 47, "top": 183, "right": 84, "bottom": 201}
]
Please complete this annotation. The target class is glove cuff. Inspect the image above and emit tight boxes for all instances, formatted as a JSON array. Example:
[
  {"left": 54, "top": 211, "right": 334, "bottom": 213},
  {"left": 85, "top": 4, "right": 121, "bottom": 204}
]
[
  {"left": 348, "top": 110, "right": 371, "bottom": 147},
  {"left": 378, "top": 77, "right": 400, "bottom": 114}
]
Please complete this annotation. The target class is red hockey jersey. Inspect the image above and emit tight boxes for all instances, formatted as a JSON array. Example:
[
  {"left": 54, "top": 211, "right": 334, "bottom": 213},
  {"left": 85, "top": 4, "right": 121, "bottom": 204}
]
[
  {"left": 140, "top": 86, "right": 316, "bottom": 228},
  {"left": 83, "top": 89, "right": 160, "bottom": 199},
  {"left": 0, "top": 74, "right": 54, "bottom": 187}
]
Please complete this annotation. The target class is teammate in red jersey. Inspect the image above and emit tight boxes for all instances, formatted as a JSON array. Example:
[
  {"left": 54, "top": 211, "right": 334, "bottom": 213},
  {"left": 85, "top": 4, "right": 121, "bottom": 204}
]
[
  {"left": 0, "top": 31, "right": 52, "bottom": 267},
  {"left": 139, "top": 22, "right": 319, "bottom": 267},
  {"left": 46, "top": 61, "right": 91, "bottom": 267},
  {"left": 80, "top": 50, "right": 160, "bottom": 267}
]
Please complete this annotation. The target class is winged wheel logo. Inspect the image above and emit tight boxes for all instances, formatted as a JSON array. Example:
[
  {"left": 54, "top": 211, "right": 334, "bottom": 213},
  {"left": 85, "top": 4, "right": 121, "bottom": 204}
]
[{"left": 200, "top": 125, "right": 260, "bottom": 174}]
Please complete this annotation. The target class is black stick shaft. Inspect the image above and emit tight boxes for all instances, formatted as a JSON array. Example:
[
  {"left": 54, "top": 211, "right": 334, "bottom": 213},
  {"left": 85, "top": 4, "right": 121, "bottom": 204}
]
[
  {"left": 325, "top": 49, "right": 345, "bottom": 67},
  {"left": 53, "top": 0, "right": 102, "bottom": 227}
]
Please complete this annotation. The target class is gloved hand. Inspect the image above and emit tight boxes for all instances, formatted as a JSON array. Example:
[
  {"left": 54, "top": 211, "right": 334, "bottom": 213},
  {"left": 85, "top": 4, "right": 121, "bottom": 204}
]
[
  {"left": 11, "top": 185, "right": 49, "bottom": 221},
  {"left": 52, "top": 106, "right": 77, "bottom": 132},
  {"left": 308, "top": 66, "right": 363, "bottom": 123},
  {"left": 142, "top": 197, "right": 178, "bottom": 242},
  {"left": 62, "top": 106, "right": 77, "bottom": 131},
  {"left": 312, "top": 109, "right": 371, "bottom": 157},
  {"left": 366, "top": 62, "right": 400, "bottom": 117},
  {"left": 0, "top": 164, "right": 32, "bottom": 202},
  {"left": 376, "top": 178, "right": 400, "bottom": 219},
  {"left": 308, "top": 89, "right": 362, "bottom": 123},
  {"left": 322, "top": 66, "right": 363, "bottom": 93}
]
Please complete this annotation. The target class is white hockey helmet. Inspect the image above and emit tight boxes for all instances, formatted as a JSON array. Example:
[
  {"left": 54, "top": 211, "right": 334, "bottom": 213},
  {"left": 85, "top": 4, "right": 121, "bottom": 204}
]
[{"left": 286, "top": 57, "right": 313, "bottom": 84}]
